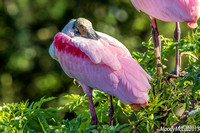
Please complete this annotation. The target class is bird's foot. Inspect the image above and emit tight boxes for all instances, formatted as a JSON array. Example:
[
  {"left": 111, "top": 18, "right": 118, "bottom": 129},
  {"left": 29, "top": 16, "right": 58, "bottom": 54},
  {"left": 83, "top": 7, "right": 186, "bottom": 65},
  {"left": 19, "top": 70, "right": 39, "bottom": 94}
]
[
  {"left": 166, "top": 51, "right": 198, "bottom": 83},
  {"left": 165, "top": 71, "right": 188, "bottom": 83}
]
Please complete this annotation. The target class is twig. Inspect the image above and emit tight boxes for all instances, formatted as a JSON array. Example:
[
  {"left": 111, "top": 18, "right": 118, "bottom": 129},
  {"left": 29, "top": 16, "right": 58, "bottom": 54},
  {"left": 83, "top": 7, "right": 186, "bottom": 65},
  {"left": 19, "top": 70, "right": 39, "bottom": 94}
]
[
  {"left": 179, "top": 52, "right": 199, "bottom": 70},
  {"left": 171, "top": 100, "right": 197, "bottom": 128},
  {"left": 165, "top": 74, "right": 179, "bottom": 80},
  {"left": 118, "top": 125, "right": 130, "bottom": 131},
  {"left": 129, "top": 118, "right": 144, "bottom": 133}
]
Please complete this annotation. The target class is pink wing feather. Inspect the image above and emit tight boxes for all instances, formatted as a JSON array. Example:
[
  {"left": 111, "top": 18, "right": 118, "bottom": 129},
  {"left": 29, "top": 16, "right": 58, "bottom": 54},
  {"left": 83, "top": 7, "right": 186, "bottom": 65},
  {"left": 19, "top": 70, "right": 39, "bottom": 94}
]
[
  {"left": 55, "top": 32, "right": 123, "bottom": 70},
  {"left": 131, "top": 0, "right": 200, "bottom": 28},
  {"left": 53, "top": 32, "right": 151, "bottom": 106}
]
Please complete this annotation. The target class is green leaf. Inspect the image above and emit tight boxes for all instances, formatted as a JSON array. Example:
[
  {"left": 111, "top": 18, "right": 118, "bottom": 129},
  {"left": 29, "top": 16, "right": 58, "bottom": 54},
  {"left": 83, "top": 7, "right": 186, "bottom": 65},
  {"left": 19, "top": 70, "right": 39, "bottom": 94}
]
[
  {"left": 64, "top": 119, "right": 70, "bottom": 128},
  {"left": 85, "top": 125, "right": 97, "bottom": 132},
  {"left": 117, "top": 123, "right": 129, "bottom": 131}
]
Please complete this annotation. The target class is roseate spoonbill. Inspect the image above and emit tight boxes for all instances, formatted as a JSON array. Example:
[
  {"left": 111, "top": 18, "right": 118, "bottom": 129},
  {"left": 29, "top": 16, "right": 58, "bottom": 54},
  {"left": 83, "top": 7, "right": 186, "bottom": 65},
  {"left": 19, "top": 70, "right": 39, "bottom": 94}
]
[
  {"left": 49, "top": 18, "right": 151, "bottom": 125},
  {"left": 130, "top": 0, "right": 200, "bottom": 76}
]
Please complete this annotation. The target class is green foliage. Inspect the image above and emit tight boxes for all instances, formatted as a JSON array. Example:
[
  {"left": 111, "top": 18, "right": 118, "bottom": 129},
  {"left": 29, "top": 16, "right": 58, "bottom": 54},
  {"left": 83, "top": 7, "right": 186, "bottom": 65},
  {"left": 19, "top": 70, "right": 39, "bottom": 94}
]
[
  {"left": 0, "top": 29, "right": 199, "bottom": 132},
  {"left": 0, "top": 97, "right": 65, "bottom": 132}
]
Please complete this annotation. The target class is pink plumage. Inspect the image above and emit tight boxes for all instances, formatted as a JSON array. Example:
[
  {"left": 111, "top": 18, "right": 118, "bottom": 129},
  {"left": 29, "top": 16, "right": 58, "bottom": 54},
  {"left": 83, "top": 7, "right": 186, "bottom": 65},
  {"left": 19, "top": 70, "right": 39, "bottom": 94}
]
[
  {"left": 50, "top": 26, "right": 151, "bottom": 109},
  {"left": 131, "top": 0, "right": 200, "bottom": 28}
]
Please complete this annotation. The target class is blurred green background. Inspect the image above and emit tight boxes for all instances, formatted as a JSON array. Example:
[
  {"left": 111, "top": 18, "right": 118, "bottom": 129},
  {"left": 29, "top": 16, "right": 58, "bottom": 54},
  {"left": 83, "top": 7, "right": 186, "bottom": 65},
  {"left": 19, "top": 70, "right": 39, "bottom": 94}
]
[{"left": 0, "top": 0, "right": 198, "bottom": 116}]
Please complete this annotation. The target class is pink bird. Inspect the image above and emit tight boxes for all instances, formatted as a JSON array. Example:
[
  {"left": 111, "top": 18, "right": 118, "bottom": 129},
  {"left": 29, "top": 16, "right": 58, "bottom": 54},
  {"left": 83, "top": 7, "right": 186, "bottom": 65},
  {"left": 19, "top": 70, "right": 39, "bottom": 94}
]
[
  {"left": 130, "top": 0, "right": 200, "bottom": 76},
  {"left": 49, "top": 18, "right": 151, "bottom": 125}
]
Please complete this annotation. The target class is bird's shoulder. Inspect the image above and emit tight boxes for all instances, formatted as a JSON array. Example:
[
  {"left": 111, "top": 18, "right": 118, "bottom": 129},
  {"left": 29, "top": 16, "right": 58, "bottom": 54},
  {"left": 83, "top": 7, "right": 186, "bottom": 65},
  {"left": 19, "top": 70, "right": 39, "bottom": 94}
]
[
  {"left": 71, "top": 32, "right": 131, "bottom": 70},
  {"left": 96, "top": 31, "right": 131, "bottom": 57}
]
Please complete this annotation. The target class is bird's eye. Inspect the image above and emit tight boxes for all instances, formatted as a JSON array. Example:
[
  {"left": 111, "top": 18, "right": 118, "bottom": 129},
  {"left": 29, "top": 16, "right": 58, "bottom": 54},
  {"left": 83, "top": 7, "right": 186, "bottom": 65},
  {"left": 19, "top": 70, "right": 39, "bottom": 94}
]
[
  {"left": 77, "top": 24, "right": 87, "bottom": 37},
  {"left": 78, "top": 25, "right": 84, "bottom": 30},
  {"left": 73, "top": 27, "right": 81, "bottom": 37}
]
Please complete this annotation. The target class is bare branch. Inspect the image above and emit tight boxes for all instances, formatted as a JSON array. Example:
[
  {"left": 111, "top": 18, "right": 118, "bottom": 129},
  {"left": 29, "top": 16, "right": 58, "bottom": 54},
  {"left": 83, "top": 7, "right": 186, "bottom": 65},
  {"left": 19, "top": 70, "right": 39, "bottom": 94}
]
[
  {"left": 179, "top": 52, "right": 199, "bottom": 71},
  {"left": 129, "top": 118, "right": 145, "bottom": 133}
]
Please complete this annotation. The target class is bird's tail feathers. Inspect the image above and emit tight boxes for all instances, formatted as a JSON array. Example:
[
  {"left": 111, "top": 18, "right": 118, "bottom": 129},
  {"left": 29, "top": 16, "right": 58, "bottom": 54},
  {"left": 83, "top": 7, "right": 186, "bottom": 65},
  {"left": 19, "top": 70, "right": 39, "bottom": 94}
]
[{"left": 118, "top": 57, "right": 151, "bottom": 106}]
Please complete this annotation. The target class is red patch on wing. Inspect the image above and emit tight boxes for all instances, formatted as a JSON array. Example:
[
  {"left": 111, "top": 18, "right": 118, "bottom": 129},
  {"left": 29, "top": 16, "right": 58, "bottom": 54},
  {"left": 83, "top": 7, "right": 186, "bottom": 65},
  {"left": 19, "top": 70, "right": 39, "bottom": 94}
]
[{"left": 54, "top": 33, "right": 87, "bottom": 58}]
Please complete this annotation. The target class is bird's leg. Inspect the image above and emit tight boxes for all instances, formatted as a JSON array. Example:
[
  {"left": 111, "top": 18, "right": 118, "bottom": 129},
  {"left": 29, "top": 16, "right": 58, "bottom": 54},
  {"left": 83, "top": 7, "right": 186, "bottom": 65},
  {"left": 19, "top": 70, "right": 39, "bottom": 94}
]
[
  {"left": 151, "top": 18, "right": 163, "bottom": 76},
  {"left": 108, "top": 95, "right": 114, "bottom": 126},
  {"left": 86, "top": 93, "right": 98, "bottom": 125},
  {"left": 77, "top": 81, "right": 97, "bottom": 125},
  {"left": 174, "top": 22, "right": 181, "bottom": 75}
]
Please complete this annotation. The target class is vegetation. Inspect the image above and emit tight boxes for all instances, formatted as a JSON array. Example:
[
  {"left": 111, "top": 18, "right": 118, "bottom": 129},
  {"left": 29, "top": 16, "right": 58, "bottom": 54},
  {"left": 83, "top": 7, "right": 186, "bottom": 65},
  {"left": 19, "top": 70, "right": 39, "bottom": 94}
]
[{"left": 0, "top": 29, "right": 199, "bottom": 132}]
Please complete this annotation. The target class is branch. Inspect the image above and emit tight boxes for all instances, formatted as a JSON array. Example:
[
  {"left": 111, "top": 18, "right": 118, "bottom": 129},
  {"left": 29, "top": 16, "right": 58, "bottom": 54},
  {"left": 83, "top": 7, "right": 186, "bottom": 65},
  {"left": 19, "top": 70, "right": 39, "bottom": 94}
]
[
  {"left": 118, "top": 118, "right": 145, "bottom": 132},
  {"left": 164, "top": 71, "right": 188, "bottom": 82},
  {"left": 118, "top": 125, "right": 130, "bottom": 131},
  {"left": 129, "top": 118, "right": 144, "bottom": 133},
  {"left": 179, "top": 52, "right": 199, "bottom": 73},
  {"left": 171, "top": 100, "right": 197, "bottom": 128},
  {"left": 165, "top": 74, "right": 179, "bottom": 80}
]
